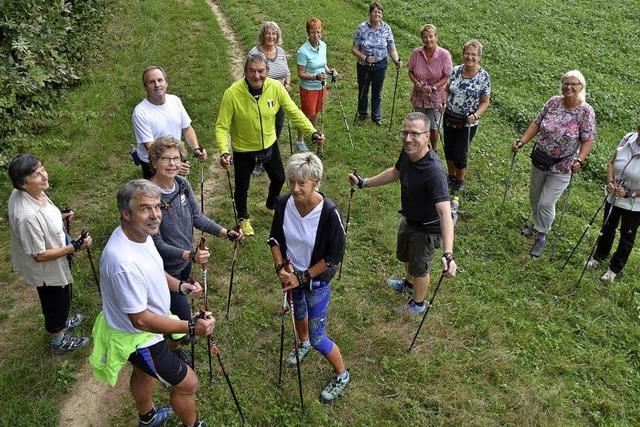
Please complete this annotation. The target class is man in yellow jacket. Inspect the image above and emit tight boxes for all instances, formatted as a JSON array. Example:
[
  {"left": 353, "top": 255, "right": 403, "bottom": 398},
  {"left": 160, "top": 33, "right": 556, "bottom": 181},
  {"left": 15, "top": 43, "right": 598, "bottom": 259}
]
[{"left": 216, "top": 51, "right": 325, "bottom": 235}]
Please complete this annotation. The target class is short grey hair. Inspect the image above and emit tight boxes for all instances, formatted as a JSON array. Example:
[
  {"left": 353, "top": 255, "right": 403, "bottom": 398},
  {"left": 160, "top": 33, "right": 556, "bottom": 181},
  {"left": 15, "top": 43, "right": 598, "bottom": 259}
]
[
  {"left": 117, "top": 179, "right": 161, "bottom": 217},
  {"left": 463, "top": 39, "right": 483, "bottom": 56},
  {"left": 142, "top": 66, "right": 167, "bottom": 85},
  {"left": 258, "top": 21, "right": 283, "bottom": 46},
  {"left": 404, "top": 112, "right": 431, "bottom": 131},
  {"left": 286, "top": 152, "right": 323, "bottom": 185},
  {"left": 244, "top": 51, "right": 269, "bottom": 73},
  {"left": 561, "top": 69, "right": 587, "bottom": 103},
  {"left": 148, "top": 136, "right": 187, "bottom": 168}
]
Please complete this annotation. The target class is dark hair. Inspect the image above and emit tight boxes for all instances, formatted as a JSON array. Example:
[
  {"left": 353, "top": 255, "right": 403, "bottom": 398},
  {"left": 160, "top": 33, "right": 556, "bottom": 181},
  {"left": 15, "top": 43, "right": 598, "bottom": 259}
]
[
  {"left": 8, "top": 154, "right": 42, "bottom": 190},
  {"left": 369, "top": 2, "right": 384, "bottom": 13}
]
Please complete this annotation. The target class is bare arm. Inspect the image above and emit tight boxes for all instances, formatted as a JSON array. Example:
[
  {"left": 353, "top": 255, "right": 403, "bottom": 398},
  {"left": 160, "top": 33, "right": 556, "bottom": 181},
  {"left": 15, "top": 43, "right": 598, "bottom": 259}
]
[
  {"left": 364, "top": 167, "right": 400, "bottom": 187},
  {"left": 435, "top": 201, "right": 454, "bottom": 254}
]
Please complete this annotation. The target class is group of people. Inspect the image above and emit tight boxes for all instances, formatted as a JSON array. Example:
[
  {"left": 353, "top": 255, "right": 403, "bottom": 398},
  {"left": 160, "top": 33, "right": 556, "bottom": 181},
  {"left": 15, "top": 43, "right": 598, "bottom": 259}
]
[{"left": 6, "top": 2, "right": 640, "bottom": 426}]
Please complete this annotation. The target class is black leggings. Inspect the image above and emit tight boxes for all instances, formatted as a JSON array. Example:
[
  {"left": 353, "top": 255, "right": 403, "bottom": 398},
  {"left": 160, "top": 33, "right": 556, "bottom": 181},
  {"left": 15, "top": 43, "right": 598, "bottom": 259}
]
[
  {"left": 594, "top": 202, "right": 640, "bottom": 274},
  {"left": 443, "top": 124, "right": 477, "bottom": 169},
  {"left": 37, "top": 284, "right": 71, "bottom": 334},
  {"left": 233, "top": 143, "right": 285, "bottom": 218}
]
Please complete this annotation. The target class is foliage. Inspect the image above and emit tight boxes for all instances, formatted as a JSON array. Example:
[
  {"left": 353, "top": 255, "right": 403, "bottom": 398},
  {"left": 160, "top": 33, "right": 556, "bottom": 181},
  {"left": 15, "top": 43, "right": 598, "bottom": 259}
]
[{"left": 0, "top": 0, "right": 111, "bottom": 166}]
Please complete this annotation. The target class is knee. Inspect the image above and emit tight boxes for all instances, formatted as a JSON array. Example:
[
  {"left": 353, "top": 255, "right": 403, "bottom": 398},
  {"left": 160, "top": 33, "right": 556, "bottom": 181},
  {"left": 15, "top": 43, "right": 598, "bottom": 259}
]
[
  {"left": 174, "top": 369, "right": 198, "bottom": 395},
  {"left": 310, "top": 334, "right": 333, "bottom": 357}
]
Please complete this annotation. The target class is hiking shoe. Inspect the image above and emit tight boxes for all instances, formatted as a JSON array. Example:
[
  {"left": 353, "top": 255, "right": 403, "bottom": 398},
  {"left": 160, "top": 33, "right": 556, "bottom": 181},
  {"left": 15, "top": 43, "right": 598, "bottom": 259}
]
[
  {"left": 63, "top": 313, "right": 83, "bottom": 331},
  {"left": 258, "top": 202, "right": 274, "bottom": 216},
  {"left": 287, "top": 341, "right": 312, "bottom": 367},
  {"left": 251, "top": 163, "right": 264, "bottom": 177},
  {"left": 139, "top": 406, "right": 173, "bottom": 427},
  {"left": 585, "top": 258, "right": 601, "bottom": 269},
  {"left": 240, "top": 218, "right": 254, "bottom": 236},
  {"left": 295, "top": 141, "right": 309, "bottom": 152},
  {"left": 520, "top": 225, "right": 535, "bottom": 237},
  {"left": 600, "top": 268, "right": 617, "bottom": 282},
  {"left": 393, "top": 299, "right": 426, "bottom": 314},
  {"left": 320, "top": 370, "right": 350, "bottom": 402},
  {"left": 386, "top": 278, "right": 413, "bottom": 296},
  {"left": 51, "top": 335, "right": 91, "bottom": 354},
  {"left": 452, "top": 180, "right": 465, "bottom": 194},
  {"left": 530, "top": 233, "right": 547, "bottom": 257}
]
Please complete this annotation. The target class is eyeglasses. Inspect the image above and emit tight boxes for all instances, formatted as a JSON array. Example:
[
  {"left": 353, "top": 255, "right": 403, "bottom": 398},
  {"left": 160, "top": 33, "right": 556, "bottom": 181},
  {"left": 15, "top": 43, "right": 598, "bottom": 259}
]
[
  {"left": 562, "top": 82, "right": 582, "bottom": 87},
  {"left": 399, "top": 130, "right": 428, "bottom": 139},
  {"left": 159, "top": 156, "right": 182, "bottom": 164},
  {"left": 30, "top": 168, "right": 47, "bottom": 180}
]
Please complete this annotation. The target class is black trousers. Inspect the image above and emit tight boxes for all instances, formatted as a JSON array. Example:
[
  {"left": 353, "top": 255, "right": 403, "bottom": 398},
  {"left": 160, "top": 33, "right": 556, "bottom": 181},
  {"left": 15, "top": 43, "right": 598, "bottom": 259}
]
[
  {"left": 233, "top": 142, "right": 285, "bottom": 218},
  {"left": 37, "top": 283, "right": 71, "bottom": 334},
  {"left": 443, "top": 124, "right": 477, "bottom": 169},
  {"left": 594, "top": 202, "right": 640, "bottom": 274}
]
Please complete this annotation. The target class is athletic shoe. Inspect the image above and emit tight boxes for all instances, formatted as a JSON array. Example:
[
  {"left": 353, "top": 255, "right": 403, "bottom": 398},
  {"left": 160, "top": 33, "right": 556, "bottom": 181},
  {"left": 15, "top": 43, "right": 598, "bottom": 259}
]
[
  {"left": 63, "top": 313, "right": 83, "bottom": 331},
  {"left": 51, "top": 335, "right": 91, "bottom": 354},
  {"left": 295, "top": 141, "right": 309, "bottom": 152},
  {"left": 530, "top": 233, "right": 547, "bottom": 257},
  {"left": 600, "top": 269, "right": 617, "bottom": 282},
  {"left": 393, "top": 299, "right": 426, "bottom": 314},
  {"left": 585, "top": 258, "right": 601, "bottom": 269},
  {"left": 386, "top": 278, "right": 413, "bottom": 296},
  {"left": 138, "top": 406, "right": 173, "bottom": 427},
  {"left": 520, "top": 225, "right": 535, "bottom": 237},
  {"left": 320, "top": 370, "right": 350, "bottom": 402},
  {"left": 451, "top": 180, "right": 465, "bottom": 194},
  {"left": 240, "top": 218, "right": 254, "bottom": 236},
  {"left": 373, "top": 118, "right": 383, "bottom": 126},
  {"left": 251, "top": 163, "right": 264, "bottom": 177},
  {"left": 287, "top": 341, "right": 312, "bottom": 367},
  {"left": 258, "top": 202, "right": 274, "bottom": 216}
]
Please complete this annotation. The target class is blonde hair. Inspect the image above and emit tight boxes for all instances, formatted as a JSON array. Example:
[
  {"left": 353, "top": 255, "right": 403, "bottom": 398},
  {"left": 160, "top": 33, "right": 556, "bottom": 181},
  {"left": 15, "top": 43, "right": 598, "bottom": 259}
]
[
  {"left": 463, "top": 39, "right": 483, "bottom": 56},
  {"left": 561, "top": 69, "right": 587, "bottom": 102},
  {"left": 420, "top": 24, "right": 437, "bottom": 37},
  {"left": 258, "top": 21, "right": 283, "bottom": 46}
]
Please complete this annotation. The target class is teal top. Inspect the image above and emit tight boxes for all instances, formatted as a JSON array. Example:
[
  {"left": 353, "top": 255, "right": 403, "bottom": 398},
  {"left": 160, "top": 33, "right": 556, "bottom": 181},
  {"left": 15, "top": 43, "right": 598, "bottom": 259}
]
[{"left": 296, "top": 39, "right": 327, "bottom": 91}]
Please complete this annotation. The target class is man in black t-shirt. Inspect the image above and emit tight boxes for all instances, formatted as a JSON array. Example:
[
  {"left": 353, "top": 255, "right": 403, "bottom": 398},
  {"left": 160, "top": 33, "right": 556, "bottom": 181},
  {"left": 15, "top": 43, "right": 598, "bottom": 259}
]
[{"left": 348, "top": 112, "right": 457, "bottom": 314}]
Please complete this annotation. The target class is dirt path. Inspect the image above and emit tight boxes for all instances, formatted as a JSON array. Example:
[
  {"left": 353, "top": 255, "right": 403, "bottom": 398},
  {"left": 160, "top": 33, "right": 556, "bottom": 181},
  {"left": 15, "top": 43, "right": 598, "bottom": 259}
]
[{"left": 58, "top": 2, "right": 247, "bottom": 426}]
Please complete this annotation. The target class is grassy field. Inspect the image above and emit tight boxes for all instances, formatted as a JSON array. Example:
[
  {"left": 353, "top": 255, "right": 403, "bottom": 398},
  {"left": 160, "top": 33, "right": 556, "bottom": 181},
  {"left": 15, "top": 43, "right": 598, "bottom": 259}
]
[{"left": 1, "top": 0, "right": 640, "bottom": 425}]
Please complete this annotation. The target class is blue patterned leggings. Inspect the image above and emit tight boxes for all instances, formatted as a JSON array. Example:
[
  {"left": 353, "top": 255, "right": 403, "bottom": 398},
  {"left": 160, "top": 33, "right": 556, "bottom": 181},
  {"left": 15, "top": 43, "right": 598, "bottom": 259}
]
[{"left": 291, "top": 283, "right": 334, "bottom": 356}]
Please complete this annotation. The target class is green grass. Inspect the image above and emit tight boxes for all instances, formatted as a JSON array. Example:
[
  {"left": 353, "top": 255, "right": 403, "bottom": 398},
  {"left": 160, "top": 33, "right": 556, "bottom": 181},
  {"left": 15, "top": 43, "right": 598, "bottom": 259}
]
[{"left": 2, "top": 0, "right": 640, "bottom": 425}]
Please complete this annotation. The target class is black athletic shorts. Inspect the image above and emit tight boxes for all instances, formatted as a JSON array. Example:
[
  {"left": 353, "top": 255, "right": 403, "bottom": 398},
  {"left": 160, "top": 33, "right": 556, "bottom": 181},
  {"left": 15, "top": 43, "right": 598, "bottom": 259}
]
[{"left": 128, "top": 340, "right": 189, "bottom": 386}]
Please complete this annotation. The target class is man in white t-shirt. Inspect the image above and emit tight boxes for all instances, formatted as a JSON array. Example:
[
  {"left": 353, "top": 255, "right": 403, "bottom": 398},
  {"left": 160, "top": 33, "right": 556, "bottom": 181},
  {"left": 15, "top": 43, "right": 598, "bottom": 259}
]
[
  {"left": 100, "top": 179, "right": 214, "bottom": 427},
  {"left": 7, "top": 154, "right": 93, "bottom": 354},
  {"left": 132, "top": 66, "right": 207, "bottom": 178}
]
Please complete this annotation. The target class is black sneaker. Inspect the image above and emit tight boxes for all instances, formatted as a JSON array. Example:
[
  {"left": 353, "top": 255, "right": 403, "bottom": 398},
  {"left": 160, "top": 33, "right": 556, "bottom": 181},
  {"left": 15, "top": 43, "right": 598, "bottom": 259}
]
[{"left": 51, "top": 335, "right": 91, "bottom": 354}]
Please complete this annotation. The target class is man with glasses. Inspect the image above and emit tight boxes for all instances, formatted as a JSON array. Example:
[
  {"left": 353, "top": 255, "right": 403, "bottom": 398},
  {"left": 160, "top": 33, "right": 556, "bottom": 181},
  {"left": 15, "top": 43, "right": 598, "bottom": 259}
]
[
  {"left": 132, "top": 66, "right": 206, "bottom": 178},
  {"left": 347, "top": 112, "right": 457, "bottom": 314},
  {"left": 7, "top": 154, "right": 92, "bottom": 353}
]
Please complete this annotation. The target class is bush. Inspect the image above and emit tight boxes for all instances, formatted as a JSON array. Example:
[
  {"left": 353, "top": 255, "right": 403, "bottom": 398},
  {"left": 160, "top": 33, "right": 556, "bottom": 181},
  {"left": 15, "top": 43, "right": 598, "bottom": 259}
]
[{"left": 0, "top": 0, "right": 111, "bottom": 166}]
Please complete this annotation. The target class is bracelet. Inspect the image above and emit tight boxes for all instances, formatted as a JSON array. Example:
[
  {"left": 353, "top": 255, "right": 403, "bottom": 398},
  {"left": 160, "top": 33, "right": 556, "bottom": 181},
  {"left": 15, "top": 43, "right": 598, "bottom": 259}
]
[
  {"left": 294, "top": 269, "right": 311, "bottom": 290},
  {"left": 575, "top": 158, "right": 583, "bottom": 165},
  {"left": 443, "top": 252, "right": 454, "bottom": 262},
  {"left": 275, "top": 263, "right": 285, "bottom": 274},
  {"left": 189, "top": 249, "right": 197, "bottom": 262},
  {"left": 194, "top": 147, "right": 203, "bottom": 155},
  {"left": 188, "top": 317, "right": 196, "bottom": 338},
  {"left": 177, "top": 281, "right": 185, "bottom": 296}
]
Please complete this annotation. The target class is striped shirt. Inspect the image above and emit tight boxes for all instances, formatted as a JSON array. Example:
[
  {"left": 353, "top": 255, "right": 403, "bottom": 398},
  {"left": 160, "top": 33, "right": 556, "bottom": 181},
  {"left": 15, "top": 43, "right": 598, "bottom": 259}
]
[{"left": 249, "top": 45, "right": 290, "bottom": 85}]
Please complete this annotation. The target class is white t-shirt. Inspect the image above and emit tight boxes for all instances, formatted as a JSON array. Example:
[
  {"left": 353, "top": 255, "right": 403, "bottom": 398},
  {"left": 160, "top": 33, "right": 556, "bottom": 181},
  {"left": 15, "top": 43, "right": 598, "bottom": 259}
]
[
  {"left": 100, "top": 226, "right": 170, "bottom": 347},
  {"left": 8, "top": 189, "right": 72, "bottom": 286},
  {"left": 132, "top": 94, "right": 192, "bottom": 163},
  {"left": 284, "top": 197, "right": 323, "bottom": 271}
]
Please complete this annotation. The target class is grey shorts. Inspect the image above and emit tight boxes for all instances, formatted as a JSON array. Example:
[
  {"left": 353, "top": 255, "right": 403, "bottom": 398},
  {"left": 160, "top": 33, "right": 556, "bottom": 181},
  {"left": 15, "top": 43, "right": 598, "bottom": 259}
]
[
  {"left": 396, "top": 216, "right": 441, "bottom": 277},
  {"left": 414, "top": 107, "right": 442, "bottom": 130}
]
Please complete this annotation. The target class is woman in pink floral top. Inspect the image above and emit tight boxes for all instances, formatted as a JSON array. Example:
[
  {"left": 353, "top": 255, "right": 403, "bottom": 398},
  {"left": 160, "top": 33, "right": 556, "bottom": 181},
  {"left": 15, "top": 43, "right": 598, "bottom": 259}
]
[
  {"left": 407, "top": 24, "right": 452, "bottom": 150},
  {"left": 512, "top": 69, "right": 596, "bottom": 257}
]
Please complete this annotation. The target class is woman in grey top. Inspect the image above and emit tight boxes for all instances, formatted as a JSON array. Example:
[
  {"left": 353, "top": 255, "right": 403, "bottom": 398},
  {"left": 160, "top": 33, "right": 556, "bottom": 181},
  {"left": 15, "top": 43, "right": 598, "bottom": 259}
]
[
  {"left": 249, "top": 21, "right": 292, "bottom": 176},
  {"left": 148, "top": 137, "right": 243, "bottom": 326}
]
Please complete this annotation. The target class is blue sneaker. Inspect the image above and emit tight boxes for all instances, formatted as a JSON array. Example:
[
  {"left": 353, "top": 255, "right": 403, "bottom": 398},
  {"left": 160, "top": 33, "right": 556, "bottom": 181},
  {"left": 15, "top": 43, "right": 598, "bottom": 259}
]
[
  {"left": 393, "top": 299, "right": 426, "bottom": 314},
  {"left": 139, "top": 406, "right": 173, "bottom": 427},
  {"left": 295, "top": 140, "right": 309, "bottom": 152},
  {"left": 386, "top": 278, "right": 413, "bottom": 296}
]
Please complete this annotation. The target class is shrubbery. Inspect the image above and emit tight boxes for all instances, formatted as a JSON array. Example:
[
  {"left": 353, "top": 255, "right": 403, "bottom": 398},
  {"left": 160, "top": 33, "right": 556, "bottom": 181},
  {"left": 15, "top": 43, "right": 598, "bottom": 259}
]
[{"left": 0, "top": 0, "right": 111, "bottom": 166}]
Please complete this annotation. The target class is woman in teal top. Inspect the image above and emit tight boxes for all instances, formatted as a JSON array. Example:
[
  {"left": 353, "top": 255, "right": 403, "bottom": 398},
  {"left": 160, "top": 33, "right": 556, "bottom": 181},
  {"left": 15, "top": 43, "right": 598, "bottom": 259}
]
[{"left": 295, "top": 18, "right": 337, "bottom": 152}]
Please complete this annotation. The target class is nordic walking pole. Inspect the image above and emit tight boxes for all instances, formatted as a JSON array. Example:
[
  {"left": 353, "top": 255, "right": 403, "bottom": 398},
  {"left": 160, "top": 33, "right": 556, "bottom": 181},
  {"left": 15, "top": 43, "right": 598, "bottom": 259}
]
[
  {"left": 406, "top": 269, "right": 446, "bottom": 353},
  {"left": 562, "top": 196, "right": 606, "bottom": 269},
  {"left": 225, "top": 169, "right": 240, "bottom": 318},
  {"left": 338, "top": 169, "right": 357, "bottom": 280},
  {"left": 317, "top": 80, "right": 326, "bottom": 159},
  {"left": 277, "top": 291, "right": 287, "bottom": 388},
  {"left": 287, "top": 118, "right": 293, "bottom": 156},
  {"left": 388, "top": 65, "right": 400, "bottom": 132},
  {"left": 210, "top": 343, "right": 246, "bottom": 423},
  {"left": 198, "top": 235, "right": 214, "bottom": 383},
  {"left": 331, "top": 71, "right": 354, "bottom": 148},
  {"left": 287, "top": 284, "right": 304, "bottom": 415},
  {"left": 498, "top": 151, "right": 518, "bottom": 213}
]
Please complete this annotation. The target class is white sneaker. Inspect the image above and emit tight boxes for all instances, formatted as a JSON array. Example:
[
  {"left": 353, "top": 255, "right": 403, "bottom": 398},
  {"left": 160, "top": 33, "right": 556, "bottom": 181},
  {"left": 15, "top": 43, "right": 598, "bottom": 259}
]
[
  {"left": 320, "top": 370, "right": 350, "bottom": 402},
  {"left": 585, "top": 258, "right": 600, "bottom": 269},
  {"left": 600, "top": 269, "right": 617, "bottom": 282},
  {"left": 287, "top": 341, "right": 312, "bottom": 366}
]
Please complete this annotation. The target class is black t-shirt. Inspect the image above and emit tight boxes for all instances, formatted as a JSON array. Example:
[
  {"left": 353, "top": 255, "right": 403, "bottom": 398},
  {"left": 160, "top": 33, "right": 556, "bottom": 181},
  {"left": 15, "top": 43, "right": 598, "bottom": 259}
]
[{"left": 394, "top": 149, "right": 449, "bottom": 232}]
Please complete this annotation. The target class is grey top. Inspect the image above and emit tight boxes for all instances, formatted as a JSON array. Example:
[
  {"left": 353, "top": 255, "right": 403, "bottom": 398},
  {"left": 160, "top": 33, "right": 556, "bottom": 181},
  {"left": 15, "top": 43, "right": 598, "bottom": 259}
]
[
  {"left": 152, "top": 176, "right": 223, "bottom": 276},
  {"left": 249, "top": 45, "right": 290, "bottom": 84}
]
